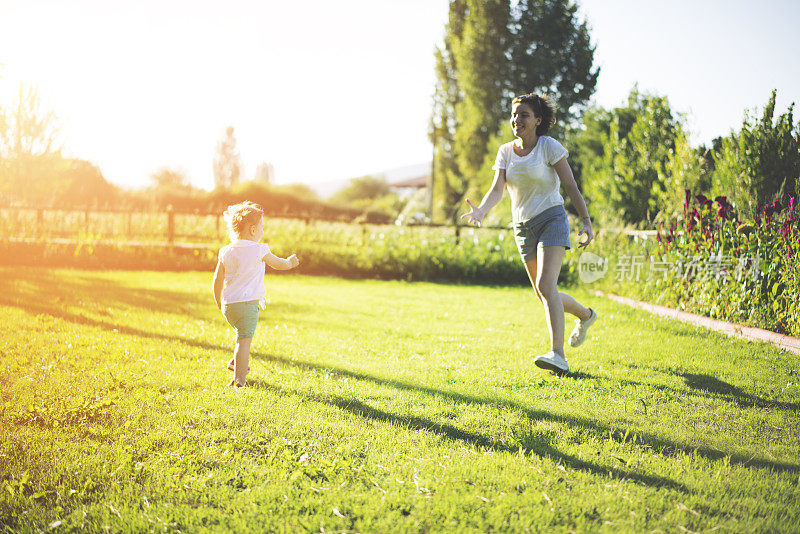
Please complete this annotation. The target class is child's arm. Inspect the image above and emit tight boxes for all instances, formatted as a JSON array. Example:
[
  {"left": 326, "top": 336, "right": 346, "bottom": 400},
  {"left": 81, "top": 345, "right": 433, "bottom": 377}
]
[
  {"left": 263, "top": 252, "right": 300, "bottom": 271},
  {"left": 212, "top": 260, "right": 225, "bottom": 309}
]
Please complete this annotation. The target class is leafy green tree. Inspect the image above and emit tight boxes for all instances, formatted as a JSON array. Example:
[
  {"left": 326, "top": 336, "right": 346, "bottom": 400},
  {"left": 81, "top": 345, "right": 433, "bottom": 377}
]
[
  {"left": 564, "top": 105, "right": 613, "bottom": 195},
  {"left": 452, "top": 0, "right": 510, "bottom": 215},
  {"left": 430, "top": 0, "right": 468, "bottom": 223},
  {"left": 151, "top": 167, "right": 191, "bottom": 189},
  {"left": 475, "top": 120, "right": 513, "bottom": 226},
  {"left": 213, "top": 126, "right": 242, "bottom": 189},
  {"left": 658, "top": 131, "right": 709, "bottom": 217},
  {"left": 331, "top": 175, "right": 391, "bottom": 205},
  {"left": 509, "top": 0, "right": 599, "bottom": 128},
  {"left": 714, "top": 90, "right": 799, "bottom": 215},
  {"left": 570, "top": 88, "right": 647, "bottom": 221},
  {"left": 58, "top": 159, "right": 117, "bottom": 207},
  {"left": 254, "top": 162, "right": 274, "bottom": 184},
  {"left": 0, "top": 83, "right": 61, "bottom": 205},
  {"left": 276, "top": 183, "right": 319, "bottom": 200},
  {"left": 582, "top": 89, "right": 682, "bottom": 225}
]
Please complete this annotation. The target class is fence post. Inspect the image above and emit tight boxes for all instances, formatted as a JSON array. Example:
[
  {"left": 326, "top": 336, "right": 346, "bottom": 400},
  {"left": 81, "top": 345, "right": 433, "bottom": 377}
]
[
  {"left": 454, "top": 225, "right": 460, "bottom": 245},
  {"left": 37, "top": 208, "right": 44, "bottom": 234},
  {"left": 167, "top": 206, "right": 175, "bottom": 245}
]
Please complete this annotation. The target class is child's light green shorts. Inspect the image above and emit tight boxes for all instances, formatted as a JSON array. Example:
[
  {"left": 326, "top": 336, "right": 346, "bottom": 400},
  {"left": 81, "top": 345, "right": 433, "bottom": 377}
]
[{"left": 222, "top": 300, "right": 260, "bottom": 339}]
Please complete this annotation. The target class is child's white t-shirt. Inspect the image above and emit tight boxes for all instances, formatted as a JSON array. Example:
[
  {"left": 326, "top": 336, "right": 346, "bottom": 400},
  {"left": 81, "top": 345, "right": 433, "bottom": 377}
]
[
  {"left": 492, "top": 136, "right": 569, "bottom": 225},
  {"left": 218, "top": 239, "right": 270, "bottom": 305}
]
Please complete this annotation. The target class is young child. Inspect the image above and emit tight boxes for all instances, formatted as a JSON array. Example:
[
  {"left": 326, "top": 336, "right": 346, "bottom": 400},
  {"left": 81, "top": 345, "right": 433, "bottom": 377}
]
[{"left": 212, "top": 201, "right": 300, "bottom": 387}]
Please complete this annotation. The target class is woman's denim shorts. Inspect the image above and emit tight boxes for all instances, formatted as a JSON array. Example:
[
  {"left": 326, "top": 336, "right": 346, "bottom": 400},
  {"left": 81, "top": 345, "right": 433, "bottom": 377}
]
[
  {"left": 222, "top": 300, "right": 260, "bottom": 339},
  {"left": 514, "top": 205, "right": 571, "bottom": 262}
]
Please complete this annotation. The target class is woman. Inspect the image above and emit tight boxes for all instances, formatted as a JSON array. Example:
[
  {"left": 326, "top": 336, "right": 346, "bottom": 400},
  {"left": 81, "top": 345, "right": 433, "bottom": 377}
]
[{"left": 461, "top": 93, "right": 597, "bottom": 375}]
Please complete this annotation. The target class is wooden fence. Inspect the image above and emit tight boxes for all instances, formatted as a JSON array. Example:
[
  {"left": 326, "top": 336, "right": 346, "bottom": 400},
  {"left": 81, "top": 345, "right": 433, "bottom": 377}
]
[{"left": 0, "top": 206, "right": 654, "bottom": 248}]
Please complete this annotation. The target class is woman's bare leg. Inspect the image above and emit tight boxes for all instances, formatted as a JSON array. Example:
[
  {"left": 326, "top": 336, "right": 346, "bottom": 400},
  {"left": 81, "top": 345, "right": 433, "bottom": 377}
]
[
  {"left": 523, "top": 257, "right": 592, "bottom": 321},
  {"left": 533, "top": 246, "right": 566, "bottom": 356}
]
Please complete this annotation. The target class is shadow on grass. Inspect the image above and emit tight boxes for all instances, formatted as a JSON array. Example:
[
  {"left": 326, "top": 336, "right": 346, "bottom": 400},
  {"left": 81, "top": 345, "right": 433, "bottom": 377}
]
[
  {"left": 679, "top": 371, "right": 800, "bottom": 410},
  {"left": 246, "top": 376, "right": 687, "bottom": 492},
  {"left": 569, "top": 368, "right": 800, "bottom": 411},
  {"left": 6, "top": 270, "right": 798, "bottom": 484},
  {"left": 0, "top": 269, "right": 309, "bottom": 341},
  {"left": 248, "top": 351, "right": 800, "bottom": 478},
  {"left": 0, "top": 268, "right": 210, "bottom": 318}
]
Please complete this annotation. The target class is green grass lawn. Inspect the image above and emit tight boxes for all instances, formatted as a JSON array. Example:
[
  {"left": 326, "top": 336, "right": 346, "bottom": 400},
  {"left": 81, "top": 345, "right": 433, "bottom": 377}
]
[{"left": 1, "top": 267, "right": 799, "bottom": 533}]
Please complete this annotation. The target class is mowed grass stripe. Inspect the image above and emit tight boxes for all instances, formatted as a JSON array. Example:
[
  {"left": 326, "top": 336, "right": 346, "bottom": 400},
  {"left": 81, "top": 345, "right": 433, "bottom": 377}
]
[{"left": 1, "top": 268, "right": 798, "bottom": 532}]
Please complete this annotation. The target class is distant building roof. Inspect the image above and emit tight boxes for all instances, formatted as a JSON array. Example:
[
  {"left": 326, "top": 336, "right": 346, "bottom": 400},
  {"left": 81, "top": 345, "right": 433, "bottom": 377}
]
[{"left": 389, "top": 175, "right": 429, "bottom": 189}]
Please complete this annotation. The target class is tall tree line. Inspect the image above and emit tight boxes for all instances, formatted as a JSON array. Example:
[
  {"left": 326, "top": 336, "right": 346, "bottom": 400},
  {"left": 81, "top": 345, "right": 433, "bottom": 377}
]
[{"left": 430, "top": 0, "right": 599, "bottom": 223}]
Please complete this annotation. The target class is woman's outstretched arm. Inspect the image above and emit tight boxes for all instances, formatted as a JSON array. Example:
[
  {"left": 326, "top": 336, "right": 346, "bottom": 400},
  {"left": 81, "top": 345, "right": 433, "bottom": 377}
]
[{"left": 461, "top": 169, "right": 506, "bottom": 226}]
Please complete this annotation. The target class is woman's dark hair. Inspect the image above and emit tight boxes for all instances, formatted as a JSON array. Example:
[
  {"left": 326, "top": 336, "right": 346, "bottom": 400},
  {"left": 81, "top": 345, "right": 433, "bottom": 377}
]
[{"left": 512, "top": 93, "right": 556, "bottom": 136}]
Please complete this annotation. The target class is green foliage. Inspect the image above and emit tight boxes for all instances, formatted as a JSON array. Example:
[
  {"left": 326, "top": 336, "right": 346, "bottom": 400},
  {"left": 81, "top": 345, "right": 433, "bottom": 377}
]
[
  {"left": 0, "top": 206, "right": 593, "bottom": 284},
  {"left": 650, "top": 192, "right": 800, "bottom": 336},
  {"left": 150, "top": 167, "right": 191, "bottom": 189},
  {"left": 563, "top": 105, "right": 612, "bottom": 194},
  {"left": 0, "top": 84, "right": 64, "bottom": 206},
  {"left": 430, "top": 0, "right": 488, "bottom": 223},
  {"left": 212, "top": 126, "right": 242, "bottom": 189},
  {"left": 452, "top": 0, "right": 510, "bottom": 207},
  {"left": 579, "top": 88, "right": 684, "bottom": 225},
  {"left": 657, "top": 131, "right": 710, "bottom": 218},
  {"left": 329, "top": 174, "right": 407, "bottom": 220},
  {"left": 0, "top": 84, "right": 121, "bottom": 208},
  {"left": 332, "top": 175, "right": 391, "bottom": 203},
  {"left": 577, "top": 192, "right": 800, "bottom": 336},
  {"left": 474, "top": 121, "right": 513, "bottom": 226},
  {"left": 133, "top": 182, "right": 384, "bottom": 223},
  {"left": 509, "top": 0, "right": 599, "bottom": 127},
  {"left": 1, "top": 269, "right": 799, "bottom": 531},
  {"left": 0, "top": 219, "right": 536, "bottom": 285},
  {"left": 714, "top": 89, "right": 800, "bottom": 216}
]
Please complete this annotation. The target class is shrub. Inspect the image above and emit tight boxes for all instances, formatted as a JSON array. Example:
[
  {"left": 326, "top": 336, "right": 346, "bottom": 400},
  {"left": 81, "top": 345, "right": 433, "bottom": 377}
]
[{"left": 576, "top": 190, "right": 799, "bottom": 336}]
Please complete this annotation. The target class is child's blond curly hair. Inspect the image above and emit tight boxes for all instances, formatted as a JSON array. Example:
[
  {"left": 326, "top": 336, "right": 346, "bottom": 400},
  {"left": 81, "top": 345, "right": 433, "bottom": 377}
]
[{"left": 223, "top": 201, "right": 264, "bottom": 241}]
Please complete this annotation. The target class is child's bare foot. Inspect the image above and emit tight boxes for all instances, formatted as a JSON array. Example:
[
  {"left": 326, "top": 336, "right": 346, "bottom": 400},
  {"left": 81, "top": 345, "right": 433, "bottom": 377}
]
[
  {"left": 227, "top": 378, "right": 248, "bottom": 388},
  {"left": 227, "top": 358, "right": 250, "bottom": 372}
]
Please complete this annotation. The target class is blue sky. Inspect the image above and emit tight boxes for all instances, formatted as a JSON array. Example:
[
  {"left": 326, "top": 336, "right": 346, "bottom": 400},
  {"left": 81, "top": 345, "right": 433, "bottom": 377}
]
[
  {"left": 579, "top": 0, "right": 800, "bottom": 146},
  {"left": 0, "top": 0, "right": 798, "bottom": 190}
]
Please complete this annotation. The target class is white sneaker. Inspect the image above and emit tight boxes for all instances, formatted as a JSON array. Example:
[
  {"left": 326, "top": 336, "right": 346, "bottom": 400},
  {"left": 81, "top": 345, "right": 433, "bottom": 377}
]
[
  {"left": 568, "top": 308, "right": 597, "bottom": 347},
  {"left": 534, "top": 351, "right": 569, "bottom": 375}
]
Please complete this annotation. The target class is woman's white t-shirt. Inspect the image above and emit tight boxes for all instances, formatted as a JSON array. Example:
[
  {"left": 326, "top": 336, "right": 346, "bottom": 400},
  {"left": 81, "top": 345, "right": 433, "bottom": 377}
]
[
  {"left": 492, "top": 136, "right": 569, "bottom": 225},
  {"left": 218, "top": 239, "right": 270, "bottom": 305}
]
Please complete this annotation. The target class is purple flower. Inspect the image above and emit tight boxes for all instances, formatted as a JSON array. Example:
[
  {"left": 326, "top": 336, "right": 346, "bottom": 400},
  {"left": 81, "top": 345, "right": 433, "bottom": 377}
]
[
  {"left": 687, "top": 211, "right": 699, "bottom": 232},
  {"left": 684, "top": 189, "right": 691, "bottom": 214},
  {"left": 789, "top": 196, "right": 796, "bottom": 219},
  {"left": 714, "top": 195, "right": 735, "bottom": 220},
  {"left": 781, "top": 219, "right": 791, "bottom": 237},
  {"left": 763, "top": 201, "right": 776, "bottom": 221}
]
